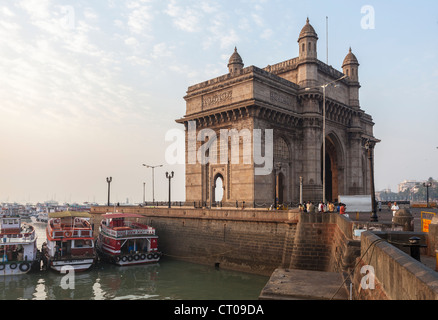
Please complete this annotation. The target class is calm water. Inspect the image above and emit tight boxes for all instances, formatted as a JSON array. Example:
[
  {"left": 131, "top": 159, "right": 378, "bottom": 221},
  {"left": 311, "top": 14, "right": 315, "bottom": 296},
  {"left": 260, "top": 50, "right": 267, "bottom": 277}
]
[{"left": 0, "top": 221, "right": 268, "bottom": 300}]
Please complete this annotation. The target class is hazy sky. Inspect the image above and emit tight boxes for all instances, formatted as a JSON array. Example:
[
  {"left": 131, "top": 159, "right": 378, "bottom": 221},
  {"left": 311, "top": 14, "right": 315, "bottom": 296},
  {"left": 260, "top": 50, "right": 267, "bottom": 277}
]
[{"left": 0, "top": 0, "right": 437, "bottom": 204}]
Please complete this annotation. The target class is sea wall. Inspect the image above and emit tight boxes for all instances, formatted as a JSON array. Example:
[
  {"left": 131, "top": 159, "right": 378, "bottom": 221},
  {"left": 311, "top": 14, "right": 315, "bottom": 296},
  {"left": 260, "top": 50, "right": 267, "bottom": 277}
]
[
  {"left": 91, "top": 206, "right": 300, "bottom": 276},
  {"left": 90, "top": 207, "right": 360, "bottom": 277}
]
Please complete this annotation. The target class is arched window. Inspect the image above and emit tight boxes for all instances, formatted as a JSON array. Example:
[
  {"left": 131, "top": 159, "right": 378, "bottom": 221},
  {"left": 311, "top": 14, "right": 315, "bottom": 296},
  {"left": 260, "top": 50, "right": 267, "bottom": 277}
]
[
  {"left": 302, "top": 43, "right": 305, "bottom": 52},
  {"left": 274, "top": 137, "right": 289, "bottom": 160},
  {"left": 214, "top": 175, "right": 224, "bottom": 202}
]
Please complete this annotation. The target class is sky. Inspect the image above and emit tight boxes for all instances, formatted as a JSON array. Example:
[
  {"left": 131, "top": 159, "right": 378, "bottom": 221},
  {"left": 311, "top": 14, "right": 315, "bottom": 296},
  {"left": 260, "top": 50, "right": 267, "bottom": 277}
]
[{"left": 0, "top": 0, "right": 437, "bottom": 204}]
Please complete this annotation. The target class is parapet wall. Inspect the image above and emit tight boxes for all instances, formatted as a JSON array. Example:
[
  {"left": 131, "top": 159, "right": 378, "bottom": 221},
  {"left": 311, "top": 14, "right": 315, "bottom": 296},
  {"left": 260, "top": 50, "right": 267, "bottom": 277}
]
[{"left": 352, "top": 231, "right": 438, "bottom": 300}]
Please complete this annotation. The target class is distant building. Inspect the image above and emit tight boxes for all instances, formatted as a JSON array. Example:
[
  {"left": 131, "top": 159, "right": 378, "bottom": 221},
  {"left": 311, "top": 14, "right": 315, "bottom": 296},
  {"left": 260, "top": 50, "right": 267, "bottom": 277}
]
[{"left": 398, "top": 180, "right": 418, "bottom": 193}]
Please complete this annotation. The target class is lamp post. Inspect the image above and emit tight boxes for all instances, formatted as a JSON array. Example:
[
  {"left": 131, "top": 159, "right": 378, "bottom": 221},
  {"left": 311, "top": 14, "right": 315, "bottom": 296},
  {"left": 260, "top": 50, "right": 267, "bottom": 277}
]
[
  {"left": 106, "top": 177, "right": 112, "bottom": 206},
  {"left": 142, "top": 164, "right": 163, "bottom": 204},
  {"left": 166, "top": 171, "right": 174, "bottom": 208},
  {"left": 143, "top": 182, "right": 146, "bottom": 205},
  {"left": 365, "top": 140, "right": 378, "bottom": 222},
  {"left": 423, "top": 182, "right": 432, "bottom": 207},
  {"left": 273, "top": 162, "right": 282, "bottom": 209},
  {"left": 305, "top": 75, "right": 346, "bottom": 203}
]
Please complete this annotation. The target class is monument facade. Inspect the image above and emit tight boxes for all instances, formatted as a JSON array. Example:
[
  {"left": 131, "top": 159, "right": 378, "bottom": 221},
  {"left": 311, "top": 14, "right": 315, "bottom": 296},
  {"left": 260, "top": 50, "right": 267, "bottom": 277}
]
[{"left": 176, "top": 18, "right": 378, "bottom": 207}]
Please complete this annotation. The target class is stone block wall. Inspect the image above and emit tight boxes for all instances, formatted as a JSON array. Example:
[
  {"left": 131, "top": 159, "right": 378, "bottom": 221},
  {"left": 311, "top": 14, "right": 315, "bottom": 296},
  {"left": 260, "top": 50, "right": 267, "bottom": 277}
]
[
  {"left": 289, "top": 213, "right": 360, "bottom": 273},
  {"left": 91, "top": 207, "right": 360, "bottom": 276},
  {"left": 352, "top": 231, "right": 438, "bottom": 300},
  {"left": 91, "top": 206, "right": 300, "bottom": 276}
]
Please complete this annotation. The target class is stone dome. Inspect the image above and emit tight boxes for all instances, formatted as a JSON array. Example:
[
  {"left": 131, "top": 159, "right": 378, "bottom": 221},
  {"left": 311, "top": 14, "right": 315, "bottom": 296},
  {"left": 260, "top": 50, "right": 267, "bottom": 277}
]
[
  {"left": 393, "top": 208, "right": 412, "bottom": 217},
  {"left": 298, "top": 17, "right": 318, "bottom": 41},
  {"left": 228, "top": 47, "right": 243, "bottom": 67},
  {"left": 342, "top": 47, "right": 359, "bottom": 67}
]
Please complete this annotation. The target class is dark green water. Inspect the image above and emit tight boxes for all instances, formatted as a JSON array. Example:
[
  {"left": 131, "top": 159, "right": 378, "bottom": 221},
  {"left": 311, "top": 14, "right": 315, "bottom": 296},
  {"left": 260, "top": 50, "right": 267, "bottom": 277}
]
[{"left": 0, "top": 222, "right": 268, "bottom": 300}]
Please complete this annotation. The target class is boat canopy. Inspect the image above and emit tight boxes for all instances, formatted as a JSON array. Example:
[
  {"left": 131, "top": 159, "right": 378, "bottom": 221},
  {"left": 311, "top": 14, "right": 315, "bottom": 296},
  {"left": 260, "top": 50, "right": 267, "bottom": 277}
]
[
  {"left": 48, "top": 211, "right": 91, "bottom": 218},
  {"left": 101, "top": 213, "right": 144, "bottom": 219}
]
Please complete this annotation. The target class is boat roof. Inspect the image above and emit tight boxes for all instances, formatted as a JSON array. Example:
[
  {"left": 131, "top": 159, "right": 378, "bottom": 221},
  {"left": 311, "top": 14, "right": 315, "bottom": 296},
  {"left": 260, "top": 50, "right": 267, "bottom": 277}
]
[
  {"left": 101, "top": 213, "right": 145, "bottom": 219},
  {"left": 48, "top": 211, "right": 91, "bottom": 218}
]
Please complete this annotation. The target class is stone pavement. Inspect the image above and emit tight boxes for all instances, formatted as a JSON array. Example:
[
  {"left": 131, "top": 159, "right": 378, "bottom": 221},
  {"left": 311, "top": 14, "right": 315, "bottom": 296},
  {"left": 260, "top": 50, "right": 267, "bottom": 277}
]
[{"left": 259, "top": 268, "right": 349, "bottom": 300}]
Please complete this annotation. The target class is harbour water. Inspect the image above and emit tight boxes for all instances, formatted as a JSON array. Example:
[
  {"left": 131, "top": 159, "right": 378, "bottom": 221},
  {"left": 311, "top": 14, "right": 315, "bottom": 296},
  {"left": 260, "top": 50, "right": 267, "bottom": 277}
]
[{"left": 1, "top": 221, "right": 268, "bottom": 300}]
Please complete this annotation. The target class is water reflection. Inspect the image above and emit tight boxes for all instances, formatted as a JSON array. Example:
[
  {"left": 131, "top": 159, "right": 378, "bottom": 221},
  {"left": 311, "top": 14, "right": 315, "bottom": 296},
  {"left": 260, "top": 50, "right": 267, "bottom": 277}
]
[{"left": 0, "top": 221, "right": 268, "bottom": 300}]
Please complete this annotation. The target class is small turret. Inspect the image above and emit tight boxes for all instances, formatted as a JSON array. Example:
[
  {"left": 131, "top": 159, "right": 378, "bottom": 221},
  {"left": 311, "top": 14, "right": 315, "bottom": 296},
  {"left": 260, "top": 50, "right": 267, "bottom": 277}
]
[
  {"left": 297, "top": 18, "right": 318, "bottom": 87},
  {"left": 342, "top": 47, "right": 359, "bottom": 82},
  {"left": 298, "top": 17, "right": 318, "bottom": 61},
  {"left": 342, "top": 48, "right": 360, "bottom": 108},
  {"left": 228, "top": 47, "right": 244, "bottom": 75}
]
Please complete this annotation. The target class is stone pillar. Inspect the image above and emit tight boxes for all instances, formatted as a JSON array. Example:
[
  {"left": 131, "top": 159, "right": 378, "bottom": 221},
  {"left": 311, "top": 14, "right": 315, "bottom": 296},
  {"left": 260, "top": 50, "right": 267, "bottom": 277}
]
[
  {"left": 301, "top": 113, "right": 322, "bottom": 202},
  {"left": 392, "top": 209, "right": 414, "bottom": 231}
]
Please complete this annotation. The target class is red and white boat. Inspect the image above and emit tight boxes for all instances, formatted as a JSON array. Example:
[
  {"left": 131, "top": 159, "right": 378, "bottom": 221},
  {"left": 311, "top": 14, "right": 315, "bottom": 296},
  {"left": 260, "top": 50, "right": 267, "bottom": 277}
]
[
  {"left": 45, "top": 211, "right": 97, "bottom": 272},
  {"left": 96, "top": 213, "right": 161, "bottom": 266},
  {"left": 0, "top": 212, "right": 39, "bottom": 275}
]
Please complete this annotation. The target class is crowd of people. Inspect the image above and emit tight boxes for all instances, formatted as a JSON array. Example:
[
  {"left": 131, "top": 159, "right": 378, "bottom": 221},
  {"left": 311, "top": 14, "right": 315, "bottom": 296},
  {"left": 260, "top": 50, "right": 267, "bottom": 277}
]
[{"left": 298, "top": 201, "right": 347, "bottom": 215}]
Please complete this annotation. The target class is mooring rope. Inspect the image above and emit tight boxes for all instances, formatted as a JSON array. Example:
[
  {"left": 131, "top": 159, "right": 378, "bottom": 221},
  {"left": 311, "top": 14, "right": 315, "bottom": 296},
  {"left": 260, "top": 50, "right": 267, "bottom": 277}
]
[{"left": 330, "top": 238, "right": 386, "bottom": 300}]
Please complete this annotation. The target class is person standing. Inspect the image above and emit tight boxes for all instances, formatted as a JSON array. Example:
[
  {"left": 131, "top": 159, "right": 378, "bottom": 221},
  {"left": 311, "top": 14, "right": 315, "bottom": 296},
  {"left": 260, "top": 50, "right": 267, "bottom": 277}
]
[
  {"left": 391, "top": 202, "right": 399, "bottom": 217},
  {"left": 308, "top": 202, "right": 315, "bottom": 213},
  {"left": 328, "top": 202, "right": 335, "bottom": 213},
  {"left": 340, "top": 203, "right": 346, "bottom": 215}
]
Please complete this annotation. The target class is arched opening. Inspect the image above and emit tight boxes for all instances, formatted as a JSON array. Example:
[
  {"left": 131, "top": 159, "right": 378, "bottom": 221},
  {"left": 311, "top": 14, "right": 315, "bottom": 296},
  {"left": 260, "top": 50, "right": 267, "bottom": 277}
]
[
  {"left": 273, "top": 136, "right": 290, "bottom": 205},
  {"left": 213, "top": 174, "right": 224, "bottom": 203},
  {"left": 321, "top": 135, "right": 341, "bottom": 202},
  {"left": 276, "top": 172, "right": 285, "bottom": 204}
]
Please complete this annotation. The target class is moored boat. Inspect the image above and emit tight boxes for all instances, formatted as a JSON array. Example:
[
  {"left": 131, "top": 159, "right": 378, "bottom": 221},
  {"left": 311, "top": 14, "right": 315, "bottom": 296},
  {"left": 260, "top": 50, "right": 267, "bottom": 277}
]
[
  {"left": 96, "top": 213, "right": 161, "bottom": 266},
  {"left": 0, "top": 212, "right": 39, "bottom": 275},
  {"left": 30, "top": 212, "right": 49, "bottom": 224},
  {"left": 44, "top": 211, "right": 96, "bottom": 272}
]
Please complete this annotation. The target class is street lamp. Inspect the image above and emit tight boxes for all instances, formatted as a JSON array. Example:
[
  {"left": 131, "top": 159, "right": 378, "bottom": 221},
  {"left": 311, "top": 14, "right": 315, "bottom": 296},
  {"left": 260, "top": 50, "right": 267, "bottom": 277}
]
[
  {"left": 273, "top": 162, "right": 282, "bottom": 209},
  {"left": 106, "top": 177, "right": 112, "bottom": 206},
  {"left": 166, "top": 171, "right": 174, "bottom": 208},
  {"left": 365, "top": 140, "right": 378, "bottom": 222},
  {"left": 142, "top": 164, "right": 163, "bottom": 204},
  {"left": 423, "top": 182, "right": 432, "bottom": 207},
  {"left": 305, "top": 75, "right": 346, "bottom": 203}
]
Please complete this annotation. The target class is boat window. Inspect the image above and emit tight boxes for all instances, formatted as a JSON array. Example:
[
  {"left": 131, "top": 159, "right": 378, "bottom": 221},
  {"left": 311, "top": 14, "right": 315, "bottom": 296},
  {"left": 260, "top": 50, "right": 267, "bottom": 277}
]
[{"left": 73, "top": 239, "right": 93, "bottom": 248}]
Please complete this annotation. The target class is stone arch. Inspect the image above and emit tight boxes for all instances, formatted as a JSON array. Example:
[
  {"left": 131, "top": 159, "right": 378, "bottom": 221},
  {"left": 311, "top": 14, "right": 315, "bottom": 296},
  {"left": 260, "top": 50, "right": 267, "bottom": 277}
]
[
  {"left": 321, "top": 131, "right": 346, "bottom": 202},
  {"left": 274, "top": 135, "right": 291, "bottom": 161},
  {"left": 212, "top": 173, "right": 225, "bottom": 203},
  {"left": 273, "top": 135, "right": 292, "bottom": 203}
]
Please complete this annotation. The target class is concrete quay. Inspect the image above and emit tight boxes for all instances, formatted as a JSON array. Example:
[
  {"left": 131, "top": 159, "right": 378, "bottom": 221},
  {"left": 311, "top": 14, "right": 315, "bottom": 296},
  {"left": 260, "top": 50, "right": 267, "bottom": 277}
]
[{"left": 91, "top": 205, "right": 438, "bottom": 300}]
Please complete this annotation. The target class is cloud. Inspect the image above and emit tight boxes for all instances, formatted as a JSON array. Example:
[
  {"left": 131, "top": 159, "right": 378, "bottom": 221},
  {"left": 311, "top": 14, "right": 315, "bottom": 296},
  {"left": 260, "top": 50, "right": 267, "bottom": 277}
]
[
  {"left": 126, "top": 2, "right": 154, "bottom": 34},
  {"left": 165, "top": 0, "right": 201, "bottom": 33}
]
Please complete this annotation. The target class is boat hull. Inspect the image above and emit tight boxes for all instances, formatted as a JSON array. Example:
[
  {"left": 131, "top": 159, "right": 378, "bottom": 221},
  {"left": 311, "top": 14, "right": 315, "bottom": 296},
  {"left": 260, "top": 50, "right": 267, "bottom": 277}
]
[
  {"left": 50, "top": 258, "right": 95, "bottom": 272},
  {"left": 0, "top": 260, "right": 39, "bottom": 276},
  {"left": 97, "top": 245, "right": 160, "bottom": 266}
]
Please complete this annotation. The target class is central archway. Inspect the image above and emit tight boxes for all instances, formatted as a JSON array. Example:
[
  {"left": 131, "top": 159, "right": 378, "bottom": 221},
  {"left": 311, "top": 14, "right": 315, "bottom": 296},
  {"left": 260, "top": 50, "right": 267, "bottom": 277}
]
[{"left": 321, "top": 134, "right": 343, "bottom": 202}]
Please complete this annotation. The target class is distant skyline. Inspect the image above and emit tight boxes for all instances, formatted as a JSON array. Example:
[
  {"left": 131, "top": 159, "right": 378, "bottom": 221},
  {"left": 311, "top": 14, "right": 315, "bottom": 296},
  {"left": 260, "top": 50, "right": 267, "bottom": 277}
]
[{"left": 0, "top": 1, "right": 437, "bottom": 204}]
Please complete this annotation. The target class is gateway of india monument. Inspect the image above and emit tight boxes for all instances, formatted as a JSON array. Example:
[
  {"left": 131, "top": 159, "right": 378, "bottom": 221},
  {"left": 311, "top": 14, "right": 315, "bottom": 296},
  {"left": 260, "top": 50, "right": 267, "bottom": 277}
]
[{"left": 176, "top": 18, "right": 379, "bottom": 208}]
